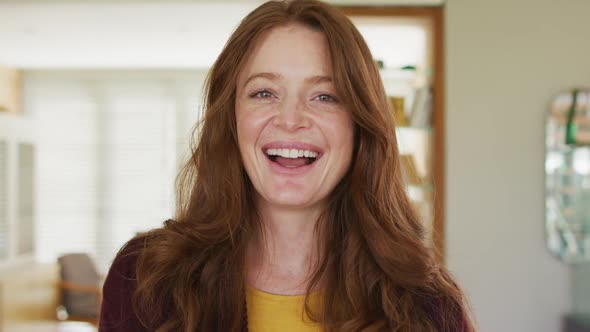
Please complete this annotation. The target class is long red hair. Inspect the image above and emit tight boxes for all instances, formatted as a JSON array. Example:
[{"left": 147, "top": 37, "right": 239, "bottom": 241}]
[{"left": 127, "top": 1, "right": 475, "bottom": 331}]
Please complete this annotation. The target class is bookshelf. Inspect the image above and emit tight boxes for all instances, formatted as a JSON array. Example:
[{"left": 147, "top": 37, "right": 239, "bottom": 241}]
[{"left": 341, "top": 6, "right": 446, "bottom": 262}]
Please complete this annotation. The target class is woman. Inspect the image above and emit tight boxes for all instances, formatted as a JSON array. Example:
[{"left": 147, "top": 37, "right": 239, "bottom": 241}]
[{"left": 99, "top": 0, "right": 475, "bottom": 331}]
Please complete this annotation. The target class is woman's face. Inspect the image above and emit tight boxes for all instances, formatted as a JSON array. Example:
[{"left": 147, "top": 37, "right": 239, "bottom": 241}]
[{"left": 235, "top": 23, "right": 354, "bottom": 212}]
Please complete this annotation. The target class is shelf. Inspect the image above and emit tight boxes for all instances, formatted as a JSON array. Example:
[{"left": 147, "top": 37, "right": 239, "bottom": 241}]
[
  {"left": 397, "top": 125, "right": 432, "bottom": 132},
  {"left": 547, "top": 145, "right": 590, "bottom": 154},
  {"left": 407, "top": 185, "right": 432, "bottom": 205},
  {"left": 379, "top": 67, "right": 417, "bottom": 79},
  {"left": 379, "top": 67, "right": 430, "bottom": 88},
  {"left": 408, "top": 182, "right": 433, "bottom": 190},
  {"left": 342, "top": 6, "right": 445, "bottom": 260}
]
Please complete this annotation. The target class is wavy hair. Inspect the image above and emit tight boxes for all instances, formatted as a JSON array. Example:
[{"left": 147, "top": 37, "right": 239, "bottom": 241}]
[{"left": 128, "top": 0, "right": 474, "bottom": 331}]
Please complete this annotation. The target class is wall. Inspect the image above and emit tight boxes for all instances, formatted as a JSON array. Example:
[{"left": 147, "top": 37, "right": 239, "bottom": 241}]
[{"left": 445, "top": 0, "right": 590, "bottom": 331}]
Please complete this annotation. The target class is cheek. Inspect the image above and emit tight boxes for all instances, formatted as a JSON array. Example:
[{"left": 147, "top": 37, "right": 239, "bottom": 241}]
[
  {"left": 329, "top": 115, "right": 355, "bottom": 173},
  {"left": 326, "top": 114, "right": 355, "bottom": 148},
  {"left": 235, "top": 108, "right": 253, "bottom": 156},
  {"left": 236, "top": 103, "right": 254, "bottom": 138},
  {"left": 235, "top": 107, "right": 269, "bottom": 153}
]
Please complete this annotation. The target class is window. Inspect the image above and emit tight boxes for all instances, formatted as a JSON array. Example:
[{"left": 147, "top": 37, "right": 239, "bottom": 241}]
[{"left": 26, "top": 70, "right": 207, "bottom": 271}]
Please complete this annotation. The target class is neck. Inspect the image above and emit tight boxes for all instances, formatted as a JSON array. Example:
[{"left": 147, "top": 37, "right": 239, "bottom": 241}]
[{"left": 246, "top": 203, "right": 323, "bottom": 295}]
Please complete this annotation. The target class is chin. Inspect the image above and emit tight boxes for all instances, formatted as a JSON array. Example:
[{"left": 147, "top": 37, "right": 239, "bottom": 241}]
[{"left": 261, "top": 189, "right": 321, "bottom": 210}]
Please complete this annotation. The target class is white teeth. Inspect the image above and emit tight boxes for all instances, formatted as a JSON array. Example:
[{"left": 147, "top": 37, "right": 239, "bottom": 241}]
[{"left": 265, "top": 148, "right": 319, "bottom": 159}]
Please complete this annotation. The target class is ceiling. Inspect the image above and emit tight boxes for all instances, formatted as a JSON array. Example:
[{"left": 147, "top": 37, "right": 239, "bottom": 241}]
[{"left": 0, "top": 0, "right": 443, "bottom": 68}]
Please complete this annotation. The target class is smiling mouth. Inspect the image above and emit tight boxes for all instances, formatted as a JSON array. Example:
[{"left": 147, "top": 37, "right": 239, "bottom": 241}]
[{"left": 264, "top": 148, "right": 319, "bottom": 168}]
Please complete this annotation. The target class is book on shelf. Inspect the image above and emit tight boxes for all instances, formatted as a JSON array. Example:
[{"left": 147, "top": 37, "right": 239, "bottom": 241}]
[
  {"left": 410, "top": 87, "right": 432, "bottom": 127},
  {"left": 399, "top": 154, "right": 422, "bottom": 186},
  {"left": 389, "top": 96, "right": 408, "bottom": 126}
]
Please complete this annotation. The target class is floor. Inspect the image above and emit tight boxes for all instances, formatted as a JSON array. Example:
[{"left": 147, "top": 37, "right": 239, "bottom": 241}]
[{"left": 4, "top": 321, "right": 96, "bottom": 332}]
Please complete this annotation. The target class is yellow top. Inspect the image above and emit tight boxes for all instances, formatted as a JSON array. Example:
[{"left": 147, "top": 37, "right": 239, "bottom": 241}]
[{"left": 246, "top": 285, "right": 322, "bottom": 332}]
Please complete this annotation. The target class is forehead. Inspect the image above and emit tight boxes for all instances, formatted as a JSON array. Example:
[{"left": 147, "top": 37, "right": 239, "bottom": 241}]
[{"left": 237, "top": 23, "right": 333, "bottom": 82}]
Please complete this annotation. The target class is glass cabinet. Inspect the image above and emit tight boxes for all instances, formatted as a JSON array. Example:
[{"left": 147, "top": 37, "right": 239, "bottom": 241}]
[
  {"left": 549, "top": 88, "right": 590, "bottom": 332},
  {"left": 546, "top": 89, "right": 590, "bottom": 263}
]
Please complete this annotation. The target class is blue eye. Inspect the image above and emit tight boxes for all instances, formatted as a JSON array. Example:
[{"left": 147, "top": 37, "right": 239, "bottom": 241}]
[{"left": 252, "top": 90, "right": 273, "bottom": 98}]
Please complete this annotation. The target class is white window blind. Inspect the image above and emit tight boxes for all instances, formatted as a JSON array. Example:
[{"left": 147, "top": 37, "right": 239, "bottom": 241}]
[
  {"left": 35, "top": 84, "right": 101, "bottom": 268},
  {"left": 0, "top": 141, "right": 7, "bottom": 259},
  {"left": 95, "top": 81, "right": 177, "bottom": 270},
  {"left": 17, "top": 143, "right": 34, "bottom": 255},
  {"left": 27, "top": 70, "right": 206, "bottom": 271}
]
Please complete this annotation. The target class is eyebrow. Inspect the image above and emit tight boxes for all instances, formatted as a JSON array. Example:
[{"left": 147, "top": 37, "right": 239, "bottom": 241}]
[
  {"left": 242, "top": 72, "right": 333, "bottom": 87},
  {"left": 243, "top": 72, "right": 282, "bottom": 86},
  {"left": 305, "top": 75, "right": 333, "bottom": 84}
]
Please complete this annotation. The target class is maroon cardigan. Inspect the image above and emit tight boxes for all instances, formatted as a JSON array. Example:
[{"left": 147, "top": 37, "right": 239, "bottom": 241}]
[
  {"left": 98, "top": 245, "right": 149, "bottom": 332},
  {"left": 99, "top": 242, "right": 469, "bottom": 332},
  {"left": 99, "top": 242, "right": 248, "bottom": 332}
]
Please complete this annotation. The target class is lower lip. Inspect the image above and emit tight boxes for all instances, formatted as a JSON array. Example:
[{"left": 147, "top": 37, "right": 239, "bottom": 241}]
[{"left": 264, "top": 154, "right": 322, "bottom": 175}]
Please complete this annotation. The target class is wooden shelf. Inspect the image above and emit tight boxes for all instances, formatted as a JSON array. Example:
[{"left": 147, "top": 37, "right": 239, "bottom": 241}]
[
  {"left": 397, "top": 125, "right": 432, "bottom": 132},
  {"left": 341, "top": 6, "right": 446, "bottom": 263}
]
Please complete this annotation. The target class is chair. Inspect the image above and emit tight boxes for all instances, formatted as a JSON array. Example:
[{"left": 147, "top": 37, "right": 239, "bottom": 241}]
[{"left": 56, "top": 253, "right": 102, "bottom": 325}]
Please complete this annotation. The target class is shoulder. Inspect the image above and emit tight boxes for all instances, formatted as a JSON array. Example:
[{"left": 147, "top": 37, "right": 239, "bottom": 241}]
[
  {"left": 99, "top": 236, "right": 148, "bottom": 332},
  {"left": 423, "top": 295, "right": 472, "bottom": 332}
]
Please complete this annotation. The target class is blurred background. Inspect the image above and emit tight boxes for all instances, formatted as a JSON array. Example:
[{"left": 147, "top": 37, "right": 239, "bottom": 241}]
[{"left": 0, "top": 0, "right": 589, "bottom": 331}]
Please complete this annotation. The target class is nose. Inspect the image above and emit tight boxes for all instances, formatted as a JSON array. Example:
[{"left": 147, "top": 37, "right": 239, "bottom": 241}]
[{"left": 272, "top": 97, "right": 310, "bottom": 131}]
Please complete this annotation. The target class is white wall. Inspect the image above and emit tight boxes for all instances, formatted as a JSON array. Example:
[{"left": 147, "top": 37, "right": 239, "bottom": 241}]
[{"left": 446, "top": 0, "right": 590, "bottom": 331}]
